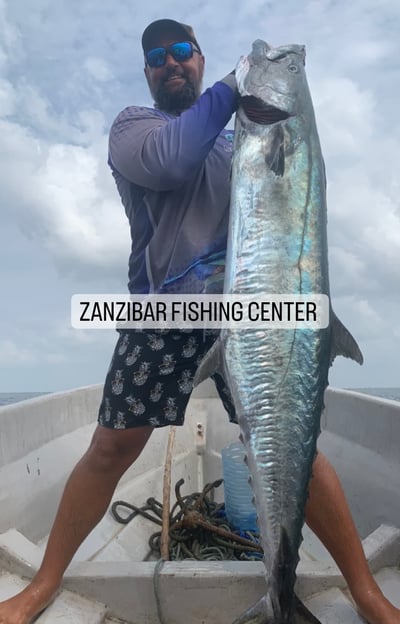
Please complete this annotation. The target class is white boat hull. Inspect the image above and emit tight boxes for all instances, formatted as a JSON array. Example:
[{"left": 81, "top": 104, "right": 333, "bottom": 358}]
[{"left": 0, "top": 382, "right": 399, "bottom": 622}]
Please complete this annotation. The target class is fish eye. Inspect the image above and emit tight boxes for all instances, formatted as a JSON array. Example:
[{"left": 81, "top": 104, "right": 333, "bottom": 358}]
[{"left": 288, "top": 64, "right": 299, "bottom": 73}]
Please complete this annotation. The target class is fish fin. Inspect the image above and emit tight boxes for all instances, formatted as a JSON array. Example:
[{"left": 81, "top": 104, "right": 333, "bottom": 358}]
[
  {"left": 232, "top": 594, "right": 274, "bottom": 624},
  {"left": 330, "top": 311, "right": 364, "bottom": 366},
  {"left": 265, "top": 126, "right": 285, "bottom": 176},
  {"left": 293, "top": 594, "right": 322, "bottom": 624},
  {"left": 231, "top": 527, "right": 316, "bottom": 624},
  {"left": 230, "top": 593, "right": 322, "bottom": 624},
  {"left": 274, "top": 527, "right": 298, "bottom": 622},
  {"left": 270, "top": 528, "right": 323, "bottom": 623},
  {"left": 193, "top": 337, "right": 223, "bottom": 387}
]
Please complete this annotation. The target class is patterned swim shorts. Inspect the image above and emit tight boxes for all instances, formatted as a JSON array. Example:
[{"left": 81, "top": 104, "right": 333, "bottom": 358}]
[{"left": 97, "top": 329, "right": 236, "bottom": 429}]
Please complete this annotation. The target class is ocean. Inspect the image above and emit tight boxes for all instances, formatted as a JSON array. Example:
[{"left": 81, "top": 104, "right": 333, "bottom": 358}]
[
  {"left": 0, "top": 388, "right": 400, "bottom": 407},
  {"left": 0, "top": 392, "right": 51, "bottom": 407},
  {"left": 350, "top": 388, "right": 400, "bottom": 402}
]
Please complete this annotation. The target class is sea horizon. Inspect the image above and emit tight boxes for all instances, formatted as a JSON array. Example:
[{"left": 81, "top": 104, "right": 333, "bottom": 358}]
[{"left": 1, "top": 387, "right": 400, "bottom": 407}]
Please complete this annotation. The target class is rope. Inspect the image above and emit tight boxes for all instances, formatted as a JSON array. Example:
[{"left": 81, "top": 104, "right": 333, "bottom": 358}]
[
  {"left": 153, "top": 558, "right": 167, "bottom": 624},
  {"left": 111, "top": 478, "right": 263, "bottom": 562},
  {"left": 160, "top": 426, "right": 176, "bottom": 560},
  {"left": 112, "top": 479, "right": 263, "bottom": 624}
]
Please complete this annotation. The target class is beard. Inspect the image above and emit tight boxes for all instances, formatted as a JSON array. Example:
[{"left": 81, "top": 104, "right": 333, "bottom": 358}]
[{"left": 154, "top": 77, "right": 201, "bottom": 114}]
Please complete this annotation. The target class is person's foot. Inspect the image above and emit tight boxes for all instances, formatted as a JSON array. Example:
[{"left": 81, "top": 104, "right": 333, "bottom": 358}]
[
  {"left": 0, "top": 579, "right": 59, "bottom": 624},
  {"left": 353, "top": 585, "right": 400, "bottom": 624}
]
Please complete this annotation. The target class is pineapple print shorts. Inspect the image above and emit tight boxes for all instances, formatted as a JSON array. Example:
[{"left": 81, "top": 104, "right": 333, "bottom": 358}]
[{"left": 97, "top": 329, "right": 236, "bottom": 430}]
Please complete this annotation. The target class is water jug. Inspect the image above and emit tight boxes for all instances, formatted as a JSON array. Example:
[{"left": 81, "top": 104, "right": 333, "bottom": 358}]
[{"left": 221, "top": 441, "right": 258, "bottom": 532}]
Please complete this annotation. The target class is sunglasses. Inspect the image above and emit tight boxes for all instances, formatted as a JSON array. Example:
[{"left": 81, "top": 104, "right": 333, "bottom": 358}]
[{"left": 146, "top": 41, "right": 201, "bottom": 68}]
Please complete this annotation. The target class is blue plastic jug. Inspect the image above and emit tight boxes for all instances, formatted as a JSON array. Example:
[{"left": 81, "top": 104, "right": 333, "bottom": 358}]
[{"left": 221, "top": 441, "right": 258, "bottom": 532}]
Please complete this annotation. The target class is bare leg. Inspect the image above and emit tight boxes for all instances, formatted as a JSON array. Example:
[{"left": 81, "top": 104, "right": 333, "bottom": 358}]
[
  {"left": 0, "top": 424, "right": 153, "bottom": 624},
  {"left": 306, "top": 451, "right": 400, "bottom": 624}
]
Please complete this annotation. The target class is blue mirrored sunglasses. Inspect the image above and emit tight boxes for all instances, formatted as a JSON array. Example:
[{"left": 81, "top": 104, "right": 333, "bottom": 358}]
[{"left": 146, "top": 41, "right": 201, "bottom": 68}]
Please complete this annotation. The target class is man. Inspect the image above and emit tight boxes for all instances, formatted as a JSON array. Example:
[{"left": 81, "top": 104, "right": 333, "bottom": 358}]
[{"left": 0, "top": 19, "right": 398, "bottom": 624}]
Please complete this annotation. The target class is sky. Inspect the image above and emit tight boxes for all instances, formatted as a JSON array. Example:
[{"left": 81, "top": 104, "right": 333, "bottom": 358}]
[{"left": 0, "top": 0, "right": 399, "bottom": 392}]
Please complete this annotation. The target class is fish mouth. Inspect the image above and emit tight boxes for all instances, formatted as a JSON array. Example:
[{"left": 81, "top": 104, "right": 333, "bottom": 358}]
[{"left": 240, "top": 95, "right": 290, "bottom": 125}]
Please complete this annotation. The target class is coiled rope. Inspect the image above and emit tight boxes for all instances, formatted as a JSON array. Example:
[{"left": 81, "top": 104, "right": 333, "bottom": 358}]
[
  {"left": 111, "top": 478, "right": 262, "bottom": 561},
  {"left": 110, "top": 428, "right": 262, "bottom": 624}
]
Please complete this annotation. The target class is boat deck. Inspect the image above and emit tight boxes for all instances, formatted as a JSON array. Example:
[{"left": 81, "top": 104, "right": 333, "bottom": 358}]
[{"left": 0, "top": 383, "right": 399, "bottom": 623}]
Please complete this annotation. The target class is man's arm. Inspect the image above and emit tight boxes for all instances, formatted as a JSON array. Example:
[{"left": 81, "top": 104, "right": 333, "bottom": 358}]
[{"left": 108, "top": 80, "right": 237, "bottom": 192}]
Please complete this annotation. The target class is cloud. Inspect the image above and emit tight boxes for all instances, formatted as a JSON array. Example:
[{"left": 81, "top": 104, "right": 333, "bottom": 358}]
[
  {"left": 55, "top": 320, "right": 118, "bottom": 347},
  {"left": 84, "top": 57, "right": 113, "bottom": 82},
  {"left": 0, "top": 77, "right": 16, "bottom": 115},
  {"left": 0, "top": 0, "right": 399, "bottom": 390},
  {"left": 0, "top": 0, "right": 22, "bottom": 66},
  {"left": 309, "top": 66, "right": 400, "bottom": 308},
  {"left": 0, "top": 339, "right": 36, "bottom": 364},
  {"left": 327, "top": 165, "right": 400, "bottom": 302},
  {"left": 313, "top": 78, "right": 375, "bottom": 160},
  {"left": 334, "top": 296, "right": 386, "bottom": 342},
  {"left": 329, "top": 246, "right": 370, "bottom": 295},
  {"left": 0, "top": 336, "right": 66, "bottom": 365},
  {"left": 0, "top": 113, "right": 129, "bottom": 279}
]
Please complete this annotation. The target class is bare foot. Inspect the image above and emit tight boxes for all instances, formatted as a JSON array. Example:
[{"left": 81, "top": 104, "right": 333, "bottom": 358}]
[
  {"left": 0, "top": 580, "right": 59, "bottom": 624},
  {"left": 353, "top": 586, "right": 400, "bottom": 624}
]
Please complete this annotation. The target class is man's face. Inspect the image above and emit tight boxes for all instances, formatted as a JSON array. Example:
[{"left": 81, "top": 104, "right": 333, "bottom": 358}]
[{"left": 144, "top": 35, "right": 205, "bottom": 114}]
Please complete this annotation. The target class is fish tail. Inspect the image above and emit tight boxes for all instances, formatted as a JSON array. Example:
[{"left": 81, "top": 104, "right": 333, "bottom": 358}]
[
  {"left": 231, "top": 529, "right": 322, "bottom": 623},
  {"left": 231, "top": 594, "right": 322, "bottom": 624},
  {"left": 274, "top": 528, "right": 322, "bottom": 623},
  {"left": 231, "top": 594, "right": 275, "bottom": 624},
  {"left": 275, "top": 527, "right": 297, "bottom": 621},
  {"left": 293, "top": 595, "right": 323, "bottom": 624}
]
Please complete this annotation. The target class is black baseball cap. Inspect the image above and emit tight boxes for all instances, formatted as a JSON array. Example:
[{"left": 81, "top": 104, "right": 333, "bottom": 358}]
[{"left": 142, "top": 19, "right": 201, "bottom": 54}]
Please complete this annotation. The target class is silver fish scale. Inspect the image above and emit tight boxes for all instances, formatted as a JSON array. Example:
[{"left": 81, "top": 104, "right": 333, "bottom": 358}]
[
  {"left": 227, "top": 126, "right": 328, "bottom": 297},
  {"left": 224, "top": 326, "right": 327, "bottom": 573},
  {"left": 194, "top": 40, "right": 363, "bottom": 624},
  {"left": 188, "top": 39, "right": 366, "bottom": 624},
  {"left": 218, "top": 45, "right": 332, "bottom": 623}
]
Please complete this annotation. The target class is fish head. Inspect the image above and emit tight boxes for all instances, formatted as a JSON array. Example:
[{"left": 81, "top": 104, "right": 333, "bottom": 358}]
[{"left": 235, "top": 39, "right": 308, "bottom": 124}]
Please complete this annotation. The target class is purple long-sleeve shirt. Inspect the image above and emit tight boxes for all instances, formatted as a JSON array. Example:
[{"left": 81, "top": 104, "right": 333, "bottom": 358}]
[{"left": 108, "top": 80, "right": 237, "bottom": 293}]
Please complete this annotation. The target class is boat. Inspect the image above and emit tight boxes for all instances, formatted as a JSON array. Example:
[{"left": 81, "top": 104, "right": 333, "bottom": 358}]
[{"left": 0, "top": 381, "right": 399, "bottom": 623}]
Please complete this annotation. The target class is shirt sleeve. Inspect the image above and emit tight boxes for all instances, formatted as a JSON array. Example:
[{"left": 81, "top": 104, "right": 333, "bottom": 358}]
[{"left": 108, "top": 81, "right": 237, "bottom": 191}]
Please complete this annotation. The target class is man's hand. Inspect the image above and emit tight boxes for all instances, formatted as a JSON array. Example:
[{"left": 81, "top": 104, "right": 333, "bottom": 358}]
[{"left": 221, "top": 70, "right": 238, "bottom": 108}]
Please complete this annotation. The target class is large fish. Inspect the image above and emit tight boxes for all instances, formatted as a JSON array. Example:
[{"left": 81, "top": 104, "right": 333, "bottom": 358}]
[{"left": 196, "top": 40, "right": 363, "bottom": 623}]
